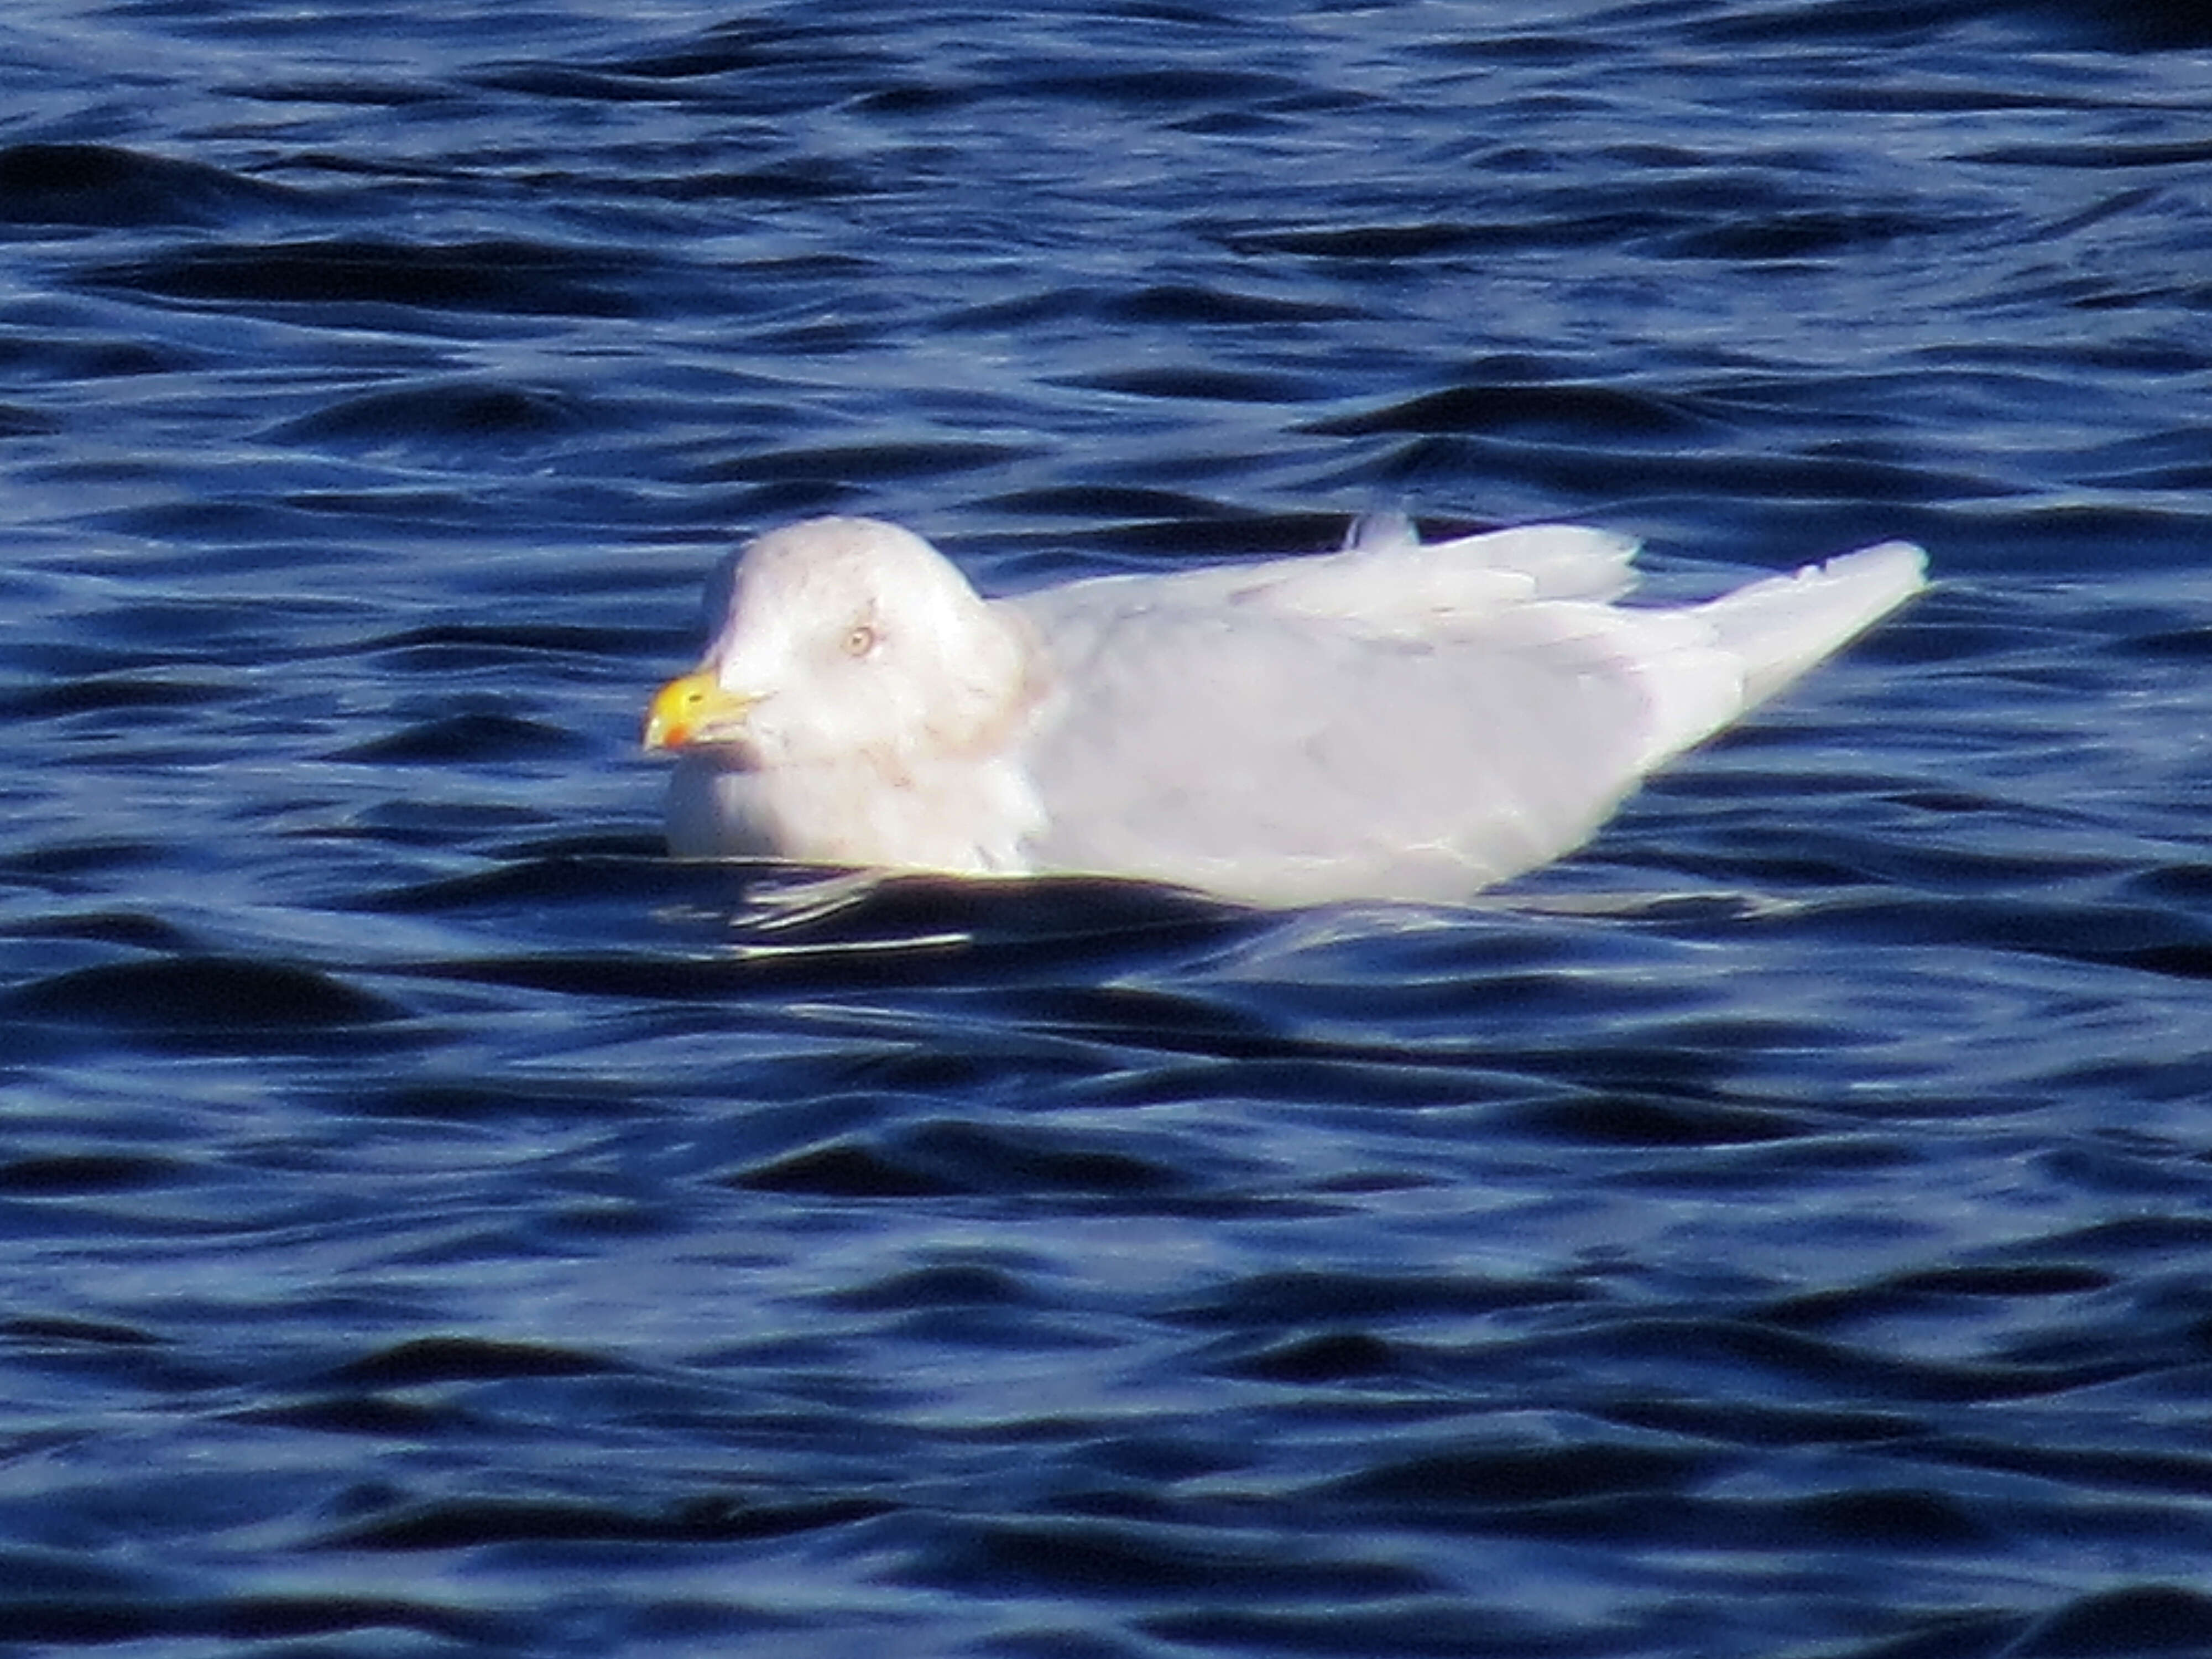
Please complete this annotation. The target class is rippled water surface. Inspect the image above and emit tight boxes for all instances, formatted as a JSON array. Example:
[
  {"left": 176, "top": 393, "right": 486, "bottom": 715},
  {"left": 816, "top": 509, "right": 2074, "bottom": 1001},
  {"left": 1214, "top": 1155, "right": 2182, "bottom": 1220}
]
[{"left": 5, "top": 2, "right": 2212, "bottom": 1654}]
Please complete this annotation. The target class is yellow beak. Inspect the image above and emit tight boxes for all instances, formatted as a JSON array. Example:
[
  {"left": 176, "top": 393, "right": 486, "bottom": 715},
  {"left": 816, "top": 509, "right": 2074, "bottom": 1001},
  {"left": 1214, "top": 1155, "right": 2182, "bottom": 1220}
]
[{"left": 642, "top": 671, "right": 758, "bottom": 751}]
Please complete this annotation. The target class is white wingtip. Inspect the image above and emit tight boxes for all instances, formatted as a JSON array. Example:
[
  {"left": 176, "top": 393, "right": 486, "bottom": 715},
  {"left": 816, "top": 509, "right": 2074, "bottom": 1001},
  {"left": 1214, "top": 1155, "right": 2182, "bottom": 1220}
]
[{"left": 1703, "top": 540, "right": 1928, "bottom": 708}]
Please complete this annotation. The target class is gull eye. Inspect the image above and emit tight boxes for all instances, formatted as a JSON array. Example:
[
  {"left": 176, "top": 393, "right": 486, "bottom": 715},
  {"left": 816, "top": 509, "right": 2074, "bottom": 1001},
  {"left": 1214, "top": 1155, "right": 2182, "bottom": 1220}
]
[{"left": 843, "top": 622, "right": 878, "bottom": 658}]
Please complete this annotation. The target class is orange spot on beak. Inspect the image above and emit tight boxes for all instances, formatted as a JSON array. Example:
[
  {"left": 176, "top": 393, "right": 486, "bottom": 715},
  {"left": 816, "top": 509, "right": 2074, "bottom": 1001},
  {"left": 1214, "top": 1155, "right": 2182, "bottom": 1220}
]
[{"left": 643, "top": 671, "right": 756, "bottom": 751}]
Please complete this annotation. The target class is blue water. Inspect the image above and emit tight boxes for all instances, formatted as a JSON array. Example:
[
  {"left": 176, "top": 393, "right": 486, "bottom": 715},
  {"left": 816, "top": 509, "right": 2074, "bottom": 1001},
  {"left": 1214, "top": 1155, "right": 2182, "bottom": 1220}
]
[{"left": 4, "top": 2, "right": 2212, "bottom": 1654}]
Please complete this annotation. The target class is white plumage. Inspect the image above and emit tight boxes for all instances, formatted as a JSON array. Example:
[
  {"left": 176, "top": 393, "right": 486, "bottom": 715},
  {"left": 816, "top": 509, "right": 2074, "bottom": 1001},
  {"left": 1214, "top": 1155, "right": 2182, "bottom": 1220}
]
[{"left": 644, "top": 515, "right": 1925, "bottom": 905}]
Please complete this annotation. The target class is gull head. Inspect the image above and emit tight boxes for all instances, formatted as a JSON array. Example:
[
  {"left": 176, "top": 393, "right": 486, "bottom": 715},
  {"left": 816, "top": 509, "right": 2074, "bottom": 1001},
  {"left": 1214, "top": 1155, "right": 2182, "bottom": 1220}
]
[{"left": 643, "top": 516, "right": 1035, "bottom": 771}]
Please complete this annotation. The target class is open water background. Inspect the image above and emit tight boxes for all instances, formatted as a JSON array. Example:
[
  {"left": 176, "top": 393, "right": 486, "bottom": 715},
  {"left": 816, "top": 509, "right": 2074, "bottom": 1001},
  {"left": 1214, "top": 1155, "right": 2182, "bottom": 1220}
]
[{"left": 4, "top": 2, "right": 2212, "bottom": 1654}]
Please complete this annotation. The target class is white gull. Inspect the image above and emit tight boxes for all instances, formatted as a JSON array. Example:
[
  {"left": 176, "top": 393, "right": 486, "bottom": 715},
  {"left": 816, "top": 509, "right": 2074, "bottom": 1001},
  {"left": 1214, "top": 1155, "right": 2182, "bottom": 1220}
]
[{"left": 644, "top": 514, "right": 1925, "bottom": 906}]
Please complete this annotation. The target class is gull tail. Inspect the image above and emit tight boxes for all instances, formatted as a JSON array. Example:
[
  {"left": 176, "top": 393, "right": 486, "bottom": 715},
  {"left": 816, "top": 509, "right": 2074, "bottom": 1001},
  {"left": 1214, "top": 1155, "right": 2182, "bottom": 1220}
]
[{"left": 1699, "top": 540, "right": 1928, "bottom": 709}]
